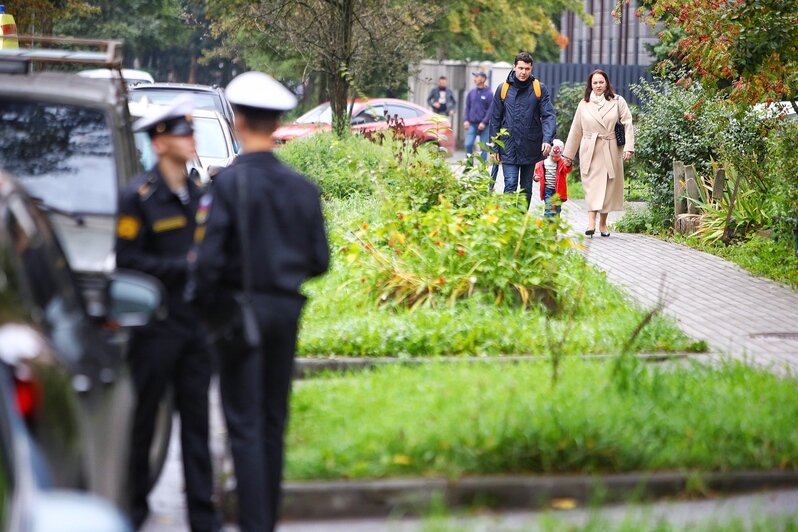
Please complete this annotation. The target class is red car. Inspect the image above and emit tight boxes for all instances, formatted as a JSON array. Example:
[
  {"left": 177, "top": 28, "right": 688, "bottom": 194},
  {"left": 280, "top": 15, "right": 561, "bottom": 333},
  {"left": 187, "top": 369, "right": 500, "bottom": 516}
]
[{"left": 274, "top": 98, "right": 455, "bottom": 153}]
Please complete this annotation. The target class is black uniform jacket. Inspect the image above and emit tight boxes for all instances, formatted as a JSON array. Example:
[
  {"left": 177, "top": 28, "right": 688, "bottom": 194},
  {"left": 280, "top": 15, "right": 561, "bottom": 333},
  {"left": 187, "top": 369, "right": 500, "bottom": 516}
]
[
  {"left": 116, "top": 166, "right": 201, "bottom": 326},
  {"left": 186, "top": 151, "right": 329, "bottom": 306}
]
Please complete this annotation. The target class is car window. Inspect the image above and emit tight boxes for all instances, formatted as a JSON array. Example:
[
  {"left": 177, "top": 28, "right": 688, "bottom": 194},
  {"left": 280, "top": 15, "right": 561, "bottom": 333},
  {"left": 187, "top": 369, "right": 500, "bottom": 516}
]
[
  {"left": 194, "top": 117, "right": 229, "bottom": 159},
  {"left": 0, "top": 100, "right": 117, "bottom": 216},
  {"left": 387, "top": 104, "right": 423, "bottom": 120},
  {"left": 129, "top": 90, "right": 221, "bottom": 114},
  {"left": 3, "top": 195, "right": 84, "bottom": 356},
  {"left": 353, "top": 105, "right": 386, "bottom": 124},
  {"left": 295, "top": 103, "right": 333, "bottom": 125}
]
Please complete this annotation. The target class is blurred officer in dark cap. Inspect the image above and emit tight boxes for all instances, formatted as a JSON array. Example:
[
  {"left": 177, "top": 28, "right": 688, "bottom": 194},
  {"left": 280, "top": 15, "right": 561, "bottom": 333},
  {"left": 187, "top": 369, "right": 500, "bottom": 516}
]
[
  {"left": 117, "top": 95, "right": 218, "bottom": 531},
  {"left": 186, "top": 72, "right": 329, "bottom": 532}
]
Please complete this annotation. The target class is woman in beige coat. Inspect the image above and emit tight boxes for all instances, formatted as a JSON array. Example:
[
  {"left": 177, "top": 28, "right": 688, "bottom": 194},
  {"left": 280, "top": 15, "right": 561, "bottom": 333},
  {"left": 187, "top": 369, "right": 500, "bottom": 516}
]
[{"left": 563, "top": 69, "right": 634, "bottom": 237}]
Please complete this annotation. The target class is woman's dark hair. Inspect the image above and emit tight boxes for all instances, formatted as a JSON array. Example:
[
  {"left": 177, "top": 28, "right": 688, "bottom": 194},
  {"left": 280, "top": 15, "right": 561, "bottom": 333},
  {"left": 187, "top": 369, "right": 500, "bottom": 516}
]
[
  {"left": 514, "top": 51, "right": 534, "bottom": 66},
  {"left": 583, "top": 69, "right": 616, "bottom": 101}
]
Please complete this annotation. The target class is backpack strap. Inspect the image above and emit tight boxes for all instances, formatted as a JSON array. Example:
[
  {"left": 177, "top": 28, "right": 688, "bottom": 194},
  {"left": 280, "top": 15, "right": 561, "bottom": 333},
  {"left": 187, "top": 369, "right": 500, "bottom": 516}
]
[
  {"left": 500, "top": 81, "right": 510, "bottom": 101},
  {"left": 501, "top": 79, "right": 542, "bottom": 100}
]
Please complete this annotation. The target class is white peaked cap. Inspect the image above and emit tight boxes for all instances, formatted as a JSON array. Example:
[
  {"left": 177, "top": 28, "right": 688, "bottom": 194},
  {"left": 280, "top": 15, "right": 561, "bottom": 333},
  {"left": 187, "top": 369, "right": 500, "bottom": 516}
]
[
  {"left": 132, "top": 94, "right": 195, "bottom": 134},
  {"left": 225, "top": 71, "right": 297, "bottom": 112}
]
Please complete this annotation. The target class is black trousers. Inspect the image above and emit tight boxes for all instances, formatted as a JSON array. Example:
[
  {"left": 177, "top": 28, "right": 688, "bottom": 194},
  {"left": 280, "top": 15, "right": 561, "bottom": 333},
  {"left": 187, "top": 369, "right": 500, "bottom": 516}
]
[
  {"left": 128, "top": 322, "right": 216, "bottom": 532},
  {"left": 218, "top": 294, "right": 304, "bottom": 532}
]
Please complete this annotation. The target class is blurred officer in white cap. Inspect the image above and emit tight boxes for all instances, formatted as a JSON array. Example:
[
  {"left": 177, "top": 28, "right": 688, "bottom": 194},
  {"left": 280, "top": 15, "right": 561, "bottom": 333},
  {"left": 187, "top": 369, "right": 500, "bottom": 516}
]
[
  {"left": 118, "top": 94, "right": 218, "bottom": 531},
  {"left": 186, "top": 72, "right": 329, "bottom": 532}
]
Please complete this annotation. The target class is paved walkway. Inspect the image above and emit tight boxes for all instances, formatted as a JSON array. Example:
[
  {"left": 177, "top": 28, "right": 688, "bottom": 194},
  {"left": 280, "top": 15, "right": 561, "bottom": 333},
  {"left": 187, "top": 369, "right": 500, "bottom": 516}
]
[
  {"left": 477, "top": 158, "right": 798, "bottom": 371},
  {"left": 558, "top": 197, "right": 798, "bottom": 371}
]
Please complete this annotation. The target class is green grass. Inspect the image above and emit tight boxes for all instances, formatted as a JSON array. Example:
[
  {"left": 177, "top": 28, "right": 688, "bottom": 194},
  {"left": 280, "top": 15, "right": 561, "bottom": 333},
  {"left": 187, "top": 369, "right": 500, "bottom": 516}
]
[
  {"left": 678, "top": 234, "right": 798, "bottom": 290},
  {"left": 298, "top": 197, "right": 701, "bottom": 357},
  {"left": 567, "top": 173, "right": 585, "bottom": 200},
  {"left": 419, "top": 508, "right": 798, "bottom": 531},
  {"left": 286, "top": 359, "right": 798, "bottom": 480}
]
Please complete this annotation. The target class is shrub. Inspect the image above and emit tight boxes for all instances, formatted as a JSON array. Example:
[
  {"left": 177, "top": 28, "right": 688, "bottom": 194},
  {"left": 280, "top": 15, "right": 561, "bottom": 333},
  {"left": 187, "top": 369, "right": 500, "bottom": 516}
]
[
  {"left": 341, "top": 193, "right": 574, "bottom": 312},
  {"left": 553, "top": 82, "right": 583, "bottom": 139},
  {"left": 631, "top": 80, "right": 722, "bottom": 228},
  {"left": 764, "top": 120, "right": 798, "bottom": 246},
  {"left": 277, "top": 133, "right": 384, "bottom": 199}
]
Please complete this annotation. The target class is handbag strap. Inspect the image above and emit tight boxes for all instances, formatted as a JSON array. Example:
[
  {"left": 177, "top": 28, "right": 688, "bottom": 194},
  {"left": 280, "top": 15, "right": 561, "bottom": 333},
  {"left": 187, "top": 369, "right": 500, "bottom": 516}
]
[{"left": 234, "top": 167, "right": 254, "bottom": 297}]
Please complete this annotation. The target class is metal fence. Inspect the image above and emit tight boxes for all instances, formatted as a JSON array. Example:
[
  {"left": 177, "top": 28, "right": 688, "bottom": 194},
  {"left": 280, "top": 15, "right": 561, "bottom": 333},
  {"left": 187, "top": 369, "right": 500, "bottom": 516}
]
[{"left": 533, "top": 62, "right": 653, "bottom": 106}]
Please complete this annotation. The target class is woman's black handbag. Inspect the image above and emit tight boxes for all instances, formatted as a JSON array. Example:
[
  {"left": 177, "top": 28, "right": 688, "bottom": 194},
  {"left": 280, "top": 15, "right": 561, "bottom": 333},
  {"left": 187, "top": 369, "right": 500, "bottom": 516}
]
[
  {"left": 615, "top": 122, "right": 626, "bottom": 147},
  {"left": 203, "top": 167, "right": 261, "bottom": 354}
]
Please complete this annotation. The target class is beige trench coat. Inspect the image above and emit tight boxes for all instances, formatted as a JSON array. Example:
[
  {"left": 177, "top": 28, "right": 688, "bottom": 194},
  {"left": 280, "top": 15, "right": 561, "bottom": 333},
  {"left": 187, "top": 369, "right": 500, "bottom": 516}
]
[{"left": 563, "top": 96, "right": 634, "bottom": 212}]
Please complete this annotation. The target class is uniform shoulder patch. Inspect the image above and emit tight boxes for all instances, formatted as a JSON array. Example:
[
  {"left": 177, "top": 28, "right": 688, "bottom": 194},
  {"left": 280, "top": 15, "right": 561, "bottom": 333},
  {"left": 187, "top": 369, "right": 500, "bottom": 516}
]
[
  {"left": 137, "top": 183, "right": 154, "bottom": 200},
  {"left": 117, "top": 215, "right": 141, "bottom": 240}
]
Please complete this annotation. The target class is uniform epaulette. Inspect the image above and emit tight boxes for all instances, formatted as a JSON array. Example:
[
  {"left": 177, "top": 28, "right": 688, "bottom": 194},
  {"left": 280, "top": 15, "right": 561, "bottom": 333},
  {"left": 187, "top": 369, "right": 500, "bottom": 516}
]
[{"left": 137, "top": 172, "right": 158, "bottom": 201}]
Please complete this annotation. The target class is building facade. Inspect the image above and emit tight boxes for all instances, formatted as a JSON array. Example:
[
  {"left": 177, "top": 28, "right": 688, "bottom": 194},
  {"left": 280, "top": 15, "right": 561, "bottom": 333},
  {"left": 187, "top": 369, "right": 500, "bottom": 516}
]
[{"left": 559, "top": 0, "right": 658, "bottom": 66}]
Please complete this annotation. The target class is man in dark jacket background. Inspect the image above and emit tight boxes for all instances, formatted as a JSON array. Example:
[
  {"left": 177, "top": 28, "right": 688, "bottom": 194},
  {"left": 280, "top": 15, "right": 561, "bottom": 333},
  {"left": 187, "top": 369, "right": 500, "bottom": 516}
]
[
  {"left": 489, "top": 51, "right": 556, "bottom": 207},
  {"left": 463, "top": 70, "right": 493, "bottom": 164},
  {"left": 426, "top": 75, "right": 456, "bottom": 117}
]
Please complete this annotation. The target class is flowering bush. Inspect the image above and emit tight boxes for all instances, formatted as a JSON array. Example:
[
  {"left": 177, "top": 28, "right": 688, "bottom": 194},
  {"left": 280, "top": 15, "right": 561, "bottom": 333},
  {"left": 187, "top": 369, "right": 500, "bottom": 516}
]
[{"left": 341, "top": 193, "right": 576, "bottom": 311}]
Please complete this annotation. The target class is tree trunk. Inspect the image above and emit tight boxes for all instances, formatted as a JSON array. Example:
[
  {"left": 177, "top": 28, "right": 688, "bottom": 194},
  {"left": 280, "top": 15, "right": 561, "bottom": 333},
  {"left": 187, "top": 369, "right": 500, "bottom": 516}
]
[{"left": 329, "top": 0, "right": 354, "bottom": 138}]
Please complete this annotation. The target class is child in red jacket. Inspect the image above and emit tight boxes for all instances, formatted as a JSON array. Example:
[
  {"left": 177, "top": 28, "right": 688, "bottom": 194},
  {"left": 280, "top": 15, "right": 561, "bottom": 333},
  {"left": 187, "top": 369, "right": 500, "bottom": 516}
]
[{"left": 534, "top": 139, "right": 569, "bottom": 218}]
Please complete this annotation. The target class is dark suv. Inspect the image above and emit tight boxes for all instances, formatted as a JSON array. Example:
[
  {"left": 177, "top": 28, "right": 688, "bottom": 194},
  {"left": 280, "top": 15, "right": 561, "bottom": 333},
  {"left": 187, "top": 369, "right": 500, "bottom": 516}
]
[
  {"left": 0, "top": 37, "right": 172, "bottom": 509},
  {"left": 0, "top": 170, "right": 164, "bottom": 512}
]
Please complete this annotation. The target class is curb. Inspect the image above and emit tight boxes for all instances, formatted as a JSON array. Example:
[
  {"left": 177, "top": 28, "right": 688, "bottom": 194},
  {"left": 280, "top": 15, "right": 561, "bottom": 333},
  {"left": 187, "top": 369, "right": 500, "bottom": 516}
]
[
  {"left": 280, "top": 470, "right": 798, "bottom": 519},
  {"left": 293, "top": 352, "right": 706, "bottom": 379}
]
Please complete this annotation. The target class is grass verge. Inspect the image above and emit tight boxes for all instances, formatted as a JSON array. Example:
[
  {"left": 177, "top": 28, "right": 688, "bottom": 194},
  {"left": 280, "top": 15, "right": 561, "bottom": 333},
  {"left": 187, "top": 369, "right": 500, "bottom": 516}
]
[
  {"left": 298, "top": 197, "right": 701, "bottom": 357},
  {"left": 286, "top": 359, "right": 798, "bottom": 480},
  {"left": 676, "top": 234, "right": 798, "bottom": 290}
]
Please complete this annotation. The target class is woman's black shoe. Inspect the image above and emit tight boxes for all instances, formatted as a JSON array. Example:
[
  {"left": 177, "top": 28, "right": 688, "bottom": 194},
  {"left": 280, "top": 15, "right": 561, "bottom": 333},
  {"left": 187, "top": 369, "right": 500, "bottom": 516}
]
[
  {"left": 585, "top": 229, "right": 595, "bottom": 238},
  {"left": 600, "top": 231, "right": 611, "bottom": 237}
]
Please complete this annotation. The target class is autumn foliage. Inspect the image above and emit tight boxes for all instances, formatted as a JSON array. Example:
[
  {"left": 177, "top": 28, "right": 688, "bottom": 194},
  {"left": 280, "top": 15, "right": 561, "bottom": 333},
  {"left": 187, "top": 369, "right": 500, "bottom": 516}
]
[{"left": 626, "top": 0, "right": 798, "bottom": 104}]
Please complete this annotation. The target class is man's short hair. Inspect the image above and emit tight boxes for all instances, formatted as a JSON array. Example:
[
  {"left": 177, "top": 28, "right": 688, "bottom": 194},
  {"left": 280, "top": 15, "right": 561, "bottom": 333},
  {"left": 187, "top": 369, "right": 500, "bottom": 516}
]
[
  {"left": 439, "top": 76, "right": 447, "bottom": 81},
  {"left": 232, "top": 104, "right": 281, "bottom": 134},
  {"left": 514, "top": 51, "right": 534, "bottom": 66}
]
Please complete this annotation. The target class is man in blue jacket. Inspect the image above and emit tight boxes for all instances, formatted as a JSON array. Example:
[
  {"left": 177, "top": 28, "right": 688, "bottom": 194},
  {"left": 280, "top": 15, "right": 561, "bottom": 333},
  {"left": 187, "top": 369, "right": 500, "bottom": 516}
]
[
  {"left": 463, "top": 71, "right": 493, "bottom": 165},
  {"left": 489, "top": 51, "right": 556, "bottom": 207}
]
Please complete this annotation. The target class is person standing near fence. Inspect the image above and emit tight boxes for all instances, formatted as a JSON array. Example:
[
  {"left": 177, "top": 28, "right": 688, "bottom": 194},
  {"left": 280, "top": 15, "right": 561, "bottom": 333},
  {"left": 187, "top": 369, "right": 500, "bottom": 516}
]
[
  {"left": 185, "top": 71, "right": 329, "bottom": 532},
  {"left": 463, "top": 71, "right": 493, "bottom": 165},
  {"left": 489, "top": 51, "right": 556, "bottom": 207},
  {"left": 563, "top": 68, "right": 634, "bottom": 237},
  {"left": 427, "top": 75, "right": 456, "bottom": 117}
]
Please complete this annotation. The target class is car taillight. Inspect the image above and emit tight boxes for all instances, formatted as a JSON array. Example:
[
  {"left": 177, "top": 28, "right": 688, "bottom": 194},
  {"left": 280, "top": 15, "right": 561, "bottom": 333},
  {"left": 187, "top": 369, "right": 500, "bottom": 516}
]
[{"left": 13, "top": 376, "right": 39, "bottom": 420}]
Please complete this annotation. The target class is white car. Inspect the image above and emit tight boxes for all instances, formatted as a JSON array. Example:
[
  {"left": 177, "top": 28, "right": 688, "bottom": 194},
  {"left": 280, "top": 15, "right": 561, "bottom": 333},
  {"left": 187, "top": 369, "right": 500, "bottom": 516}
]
[
  {"left": 753, "top": 100, "right": 797, "bottom": 121},
  {"left": 78, "top": 68, "right": 155, "bottom": 87},
  {"left": 129, "top": 100, "right": 238, "bottom": 183}
]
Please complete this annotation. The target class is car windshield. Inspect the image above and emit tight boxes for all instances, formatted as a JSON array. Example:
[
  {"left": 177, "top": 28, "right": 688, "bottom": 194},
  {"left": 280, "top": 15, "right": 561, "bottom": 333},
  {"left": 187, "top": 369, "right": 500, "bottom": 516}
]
[
  {"left": 295, "top": 103, "right": 333, "bottom": 124},
  {"left": 133, "top": 116, "right": 228, "bottom": 167},
  {"left": 194, "top": 117, "right": 229, "bottom": 159},
  {"left": 133, "top": 131, "right": 157, "bottom": 170},
  {"left": 0, "top": 100, "right": 116, "bottom": 215},
  {"left": 130, "top": 89, "right": 221, "bottom": 114}
]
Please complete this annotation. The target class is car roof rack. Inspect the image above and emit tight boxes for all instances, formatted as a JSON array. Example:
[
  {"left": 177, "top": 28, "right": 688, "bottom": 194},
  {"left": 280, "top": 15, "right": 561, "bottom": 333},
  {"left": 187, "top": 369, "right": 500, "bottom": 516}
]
[{"left": 0, "top": 35, "right": 123, "bottom": 68}]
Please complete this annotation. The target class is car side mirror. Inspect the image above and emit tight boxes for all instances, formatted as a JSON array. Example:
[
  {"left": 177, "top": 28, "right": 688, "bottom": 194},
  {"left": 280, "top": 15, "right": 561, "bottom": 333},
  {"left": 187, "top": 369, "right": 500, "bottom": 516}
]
[
  {"left": 107, "top": 270, "right": 167, "bottom": 327},
  {"left": 350, "top": 116, "right": 366, "bottom": 125}
]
